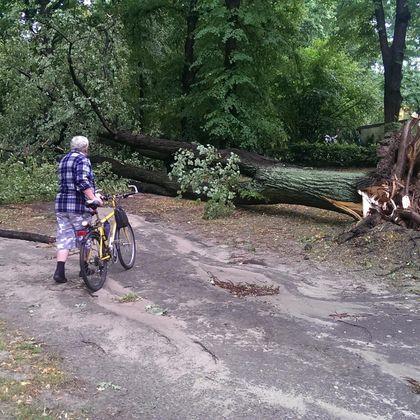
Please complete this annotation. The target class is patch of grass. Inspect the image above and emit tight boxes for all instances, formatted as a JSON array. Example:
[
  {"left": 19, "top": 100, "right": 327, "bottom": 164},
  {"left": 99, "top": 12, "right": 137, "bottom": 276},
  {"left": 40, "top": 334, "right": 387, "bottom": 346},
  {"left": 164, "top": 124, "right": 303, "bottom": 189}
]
[
  {"left": 15, "top": 404, "right": 54, "bottom": 420},
  {"left": 117, "top": 292, "right": 140, "bottom": 303},
  {"left": 0, "top": 378, "right": 28, "bottom": 402},
  {"left": 35, "top": 363, "right": 66, "bottom": 387},
  {"left": 16, "top": 341, "right": 42, "bottom": 355},
  {"left": 0, "top": 321, "right": 80, "bottom": 418}
]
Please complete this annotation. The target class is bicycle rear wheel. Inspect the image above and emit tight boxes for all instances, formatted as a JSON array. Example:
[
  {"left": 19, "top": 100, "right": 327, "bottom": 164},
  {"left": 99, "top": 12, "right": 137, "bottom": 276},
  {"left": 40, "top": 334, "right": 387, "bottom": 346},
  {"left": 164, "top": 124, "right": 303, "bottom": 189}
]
[
  {"left": 79, "top": 232, "right": 108, "bottom": 291},
  {"left": 116, "top": 224, "right": 136, "bottom": 269}
]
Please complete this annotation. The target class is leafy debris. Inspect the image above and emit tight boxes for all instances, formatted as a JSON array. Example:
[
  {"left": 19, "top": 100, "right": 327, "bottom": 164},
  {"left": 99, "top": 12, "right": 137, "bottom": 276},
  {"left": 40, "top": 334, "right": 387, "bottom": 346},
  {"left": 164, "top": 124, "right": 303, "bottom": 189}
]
[
  {"left": 145, "top": 304, "right": 167, "bottom": 316},
  {"left": 96, "top": 382, "right": 122, "bottom": 391},
  {"left": 117, "top": 292, "right": 140, "bottom": 303},
  {"left": 405, "top": 377, "right": 420, "bottom": 394},
  {"left": 207, "top": 272, "right": 279, "bottom": 298}
]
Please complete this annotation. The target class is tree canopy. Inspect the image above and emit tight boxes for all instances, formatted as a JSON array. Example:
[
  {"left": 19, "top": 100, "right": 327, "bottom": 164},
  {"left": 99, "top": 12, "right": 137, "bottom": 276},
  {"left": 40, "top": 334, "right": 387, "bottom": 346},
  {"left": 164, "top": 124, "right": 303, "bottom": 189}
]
[{"left": 0, "top": 0, "right": 418, "bottom": 157}]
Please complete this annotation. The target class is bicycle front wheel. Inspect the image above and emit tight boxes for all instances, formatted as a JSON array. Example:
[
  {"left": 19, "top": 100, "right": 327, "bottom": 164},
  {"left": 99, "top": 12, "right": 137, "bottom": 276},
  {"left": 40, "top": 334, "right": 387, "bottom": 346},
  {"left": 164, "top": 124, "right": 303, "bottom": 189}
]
[
  {"left": 116, "top": 224, "right": 136, "bottom": 269},
  {"left": 80, "top": 232, "right": 108, "bottom": 291}
]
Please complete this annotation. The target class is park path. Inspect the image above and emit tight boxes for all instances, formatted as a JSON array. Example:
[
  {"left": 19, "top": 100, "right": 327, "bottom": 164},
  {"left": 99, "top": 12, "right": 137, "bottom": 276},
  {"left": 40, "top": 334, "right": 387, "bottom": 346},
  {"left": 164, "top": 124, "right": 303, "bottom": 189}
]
[{"left": 0, "top": 214, "right": 419, "bottom": 419}]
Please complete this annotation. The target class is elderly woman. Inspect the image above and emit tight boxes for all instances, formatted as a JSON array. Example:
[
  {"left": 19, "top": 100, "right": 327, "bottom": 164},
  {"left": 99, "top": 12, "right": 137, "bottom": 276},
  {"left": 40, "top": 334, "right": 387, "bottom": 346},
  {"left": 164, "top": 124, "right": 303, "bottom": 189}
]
[{"left": 53, "top": 136, "right": 102, "bottom": 283}]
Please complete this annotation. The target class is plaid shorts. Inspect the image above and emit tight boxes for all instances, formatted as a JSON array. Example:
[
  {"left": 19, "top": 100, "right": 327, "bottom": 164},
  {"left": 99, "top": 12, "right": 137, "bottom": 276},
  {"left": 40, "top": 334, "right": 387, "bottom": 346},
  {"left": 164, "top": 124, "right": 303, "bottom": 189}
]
[{"left": 56, "top": 212, "right": 92, "bottom": 250}]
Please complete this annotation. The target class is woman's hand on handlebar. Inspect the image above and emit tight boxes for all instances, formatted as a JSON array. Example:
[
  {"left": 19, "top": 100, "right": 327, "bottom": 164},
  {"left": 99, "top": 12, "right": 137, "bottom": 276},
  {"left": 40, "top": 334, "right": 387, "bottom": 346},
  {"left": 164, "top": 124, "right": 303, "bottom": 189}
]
[{"left": 94, "top": 193, "right": 104, "bottom": 207}]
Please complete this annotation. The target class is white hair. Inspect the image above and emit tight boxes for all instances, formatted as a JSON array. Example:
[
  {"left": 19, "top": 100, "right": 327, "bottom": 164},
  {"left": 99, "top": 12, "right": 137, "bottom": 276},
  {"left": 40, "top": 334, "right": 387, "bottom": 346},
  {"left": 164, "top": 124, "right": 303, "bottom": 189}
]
[{"left": 70, "top": 135, "right": 89, "bottom": 151}]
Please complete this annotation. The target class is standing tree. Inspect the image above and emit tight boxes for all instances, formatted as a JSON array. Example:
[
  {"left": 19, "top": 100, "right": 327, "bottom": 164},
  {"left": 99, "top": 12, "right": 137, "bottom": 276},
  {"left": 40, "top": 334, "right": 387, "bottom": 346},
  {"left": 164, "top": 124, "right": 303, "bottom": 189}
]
[
  {"left": 181, "top": 0, "right": 199, "bottom": 139},
  {"left": 373, "top": 0, "right": 412, "bottom": 122}
]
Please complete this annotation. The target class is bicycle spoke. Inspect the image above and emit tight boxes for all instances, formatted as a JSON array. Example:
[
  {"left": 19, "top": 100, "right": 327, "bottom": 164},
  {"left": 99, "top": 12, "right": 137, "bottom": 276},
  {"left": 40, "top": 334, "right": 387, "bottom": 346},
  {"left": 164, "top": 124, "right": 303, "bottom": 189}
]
[{"left": 80, "top": 233, "right": 108, "bottom": 291}]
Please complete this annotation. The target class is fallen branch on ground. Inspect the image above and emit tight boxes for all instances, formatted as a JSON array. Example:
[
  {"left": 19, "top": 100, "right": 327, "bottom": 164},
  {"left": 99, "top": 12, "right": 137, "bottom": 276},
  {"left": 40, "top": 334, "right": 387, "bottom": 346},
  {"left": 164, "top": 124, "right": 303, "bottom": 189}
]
[
  {"left": 336, "top": 319, "right": 373, "bottom": 343},
  {"left": 207, "top": 271, "right": 279, "bottom": 297},
  {"left": 0, "top": 229, "right": 55, "bottom": 244}
]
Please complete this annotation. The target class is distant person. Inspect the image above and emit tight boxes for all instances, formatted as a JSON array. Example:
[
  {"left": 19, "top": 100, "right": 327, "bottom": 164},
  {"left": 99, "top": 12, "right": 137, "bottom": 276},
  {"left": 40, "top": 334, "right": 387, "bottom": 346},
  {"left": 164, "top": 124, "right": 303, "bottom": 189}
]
[{"left": 53, "top": 136, "right": 102, "bottom": 283}]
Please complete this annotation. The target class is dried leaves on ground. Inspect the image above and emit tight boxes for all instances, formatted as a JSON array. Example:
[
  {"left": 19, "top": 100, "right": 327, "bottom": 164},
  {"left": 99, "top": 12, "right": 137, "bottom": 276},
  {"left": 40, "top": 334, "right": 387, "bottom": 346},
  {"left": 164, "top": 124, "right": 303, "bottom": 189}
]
[{"left": 0, "top": 321, "right": 85, "bottom": 419}]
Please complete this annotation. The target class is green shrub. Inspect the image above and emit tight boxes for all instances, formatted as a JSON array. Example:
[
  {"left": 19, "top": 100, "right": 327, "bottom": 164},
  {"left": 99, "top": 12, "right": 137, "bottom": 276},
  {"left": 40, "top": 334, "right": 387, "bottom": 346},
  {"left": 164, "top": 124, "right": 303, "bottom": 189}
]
[
  {"left": 283, "top": 142, "right": 378, "bottom": 168},
  {"left": 0, "top": 158, "right": 57, "bottom": 204},
  {"left": 0, "top": 158, "right": 128, "bottom": 205},
  {"left": 169, "top": 145, "right": 241, "bottom": 219}
]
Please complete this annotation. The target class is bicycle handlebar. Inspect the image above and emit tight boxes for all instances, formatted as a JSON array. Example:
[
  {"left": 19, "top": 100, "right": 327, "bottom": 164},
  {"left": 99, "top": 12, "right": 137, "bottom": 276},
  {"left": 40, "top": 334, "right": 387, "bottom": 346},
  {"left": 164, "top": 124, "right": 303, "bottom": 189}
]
[{"left": 87, "top": 185, "right": 139, "bottom": 209}]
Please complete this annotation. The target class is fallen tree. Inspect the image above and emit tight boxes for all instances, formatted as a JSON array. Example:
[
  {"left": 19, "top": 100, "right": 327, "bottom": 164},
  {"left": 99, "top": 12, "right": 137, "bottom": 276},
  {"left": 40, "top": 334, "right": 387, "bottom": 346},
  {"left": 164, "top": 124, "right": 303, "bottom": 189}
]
[
  {"left": 94, "top": 116, "right": 420, "bottom": 230},
  {"left": 95, "top": 132, "right": 367, "bottom": 219},
  {"left": 64, "top": 38, "right": 418, "bottom": 228}
]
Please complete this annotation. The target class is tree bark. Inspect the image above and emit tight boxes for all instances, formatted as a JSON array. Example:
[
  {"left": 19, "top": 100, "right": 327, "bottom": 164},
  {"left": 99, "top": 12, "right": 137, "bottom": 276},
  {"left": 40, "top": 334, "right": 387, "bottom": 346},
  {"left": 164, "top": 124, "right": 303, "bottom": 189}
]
[
  {"left": 181, "top": 0, "right": 199, "bottom": 138},
  {"left": 92, "top": 136, "right": 367, "bottom": 218},
  {"left": 254, "top": 166, "right": 365, "bottom": 212},
  {"left": 374, "top": 0, "right": 411, "bottom": 123},
  {"left": 181, "top": 0, "right": 199, "bottom": 95},
  {"left": 98, "top": 130, "right": 278, "bottom": 176},
  {"left": 0, "top": 229, "right": 55, "bottom": 244}
]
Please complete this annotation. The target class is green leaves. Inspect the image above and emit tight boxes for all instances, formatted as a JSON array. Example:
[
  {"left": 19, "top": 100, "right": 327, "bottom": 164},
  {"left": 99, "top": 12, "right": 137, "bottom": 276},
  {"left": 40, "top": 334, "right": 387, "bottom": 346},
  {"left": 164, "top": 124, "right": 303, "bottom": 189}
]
[
  {"left": 0, "top": 158, "right": 57, "bottom": 204},
  {"left": 275, "top": 39, "right": 382, "bottom": 142},
  {"left": 0, "top": 1, "right": 134, "bottom": 152},
  {"left": 169, "top": 145, "right": 240, "bottom": 219},
  {"left": 94, "top": 162, "right": 129, "bottom": 195},
  {"left": 0, "top": 0, "right": 416, "bottom": 163}
]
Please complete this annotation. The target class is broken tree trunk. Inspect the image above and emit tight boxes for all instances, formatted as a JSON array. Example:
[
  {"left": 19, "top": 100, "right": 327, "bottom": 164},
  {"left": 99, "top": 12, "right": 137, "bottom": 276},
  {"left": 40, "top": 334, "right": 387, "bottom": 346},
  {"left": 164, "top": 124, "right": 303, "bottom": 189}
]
[
  {"left": 359, "top": 115, "right": 420, "bottom": 230},
  {"left": 96, "top": 132, "right": 367, "bottom": 218},
  {"left": 92, "top": 155, "right": 366, "bottom": 216},
  {"left": 254, "top": 166, "right": 364, "bottom": 216},
  {"left": 98, "top": 116, "right": 420, "bottom": 228}
]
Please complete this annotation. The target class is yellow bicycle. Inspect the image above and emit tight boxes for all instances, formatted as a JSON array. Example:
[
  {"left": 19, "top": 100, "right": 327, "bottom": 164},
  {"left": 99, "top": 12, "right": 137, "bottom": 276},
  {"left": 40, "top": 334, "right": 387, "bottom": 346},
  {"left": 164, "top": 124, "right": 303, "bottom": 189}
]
[{"left": 78, "top": 186, "right": 138, "bottom": 291}]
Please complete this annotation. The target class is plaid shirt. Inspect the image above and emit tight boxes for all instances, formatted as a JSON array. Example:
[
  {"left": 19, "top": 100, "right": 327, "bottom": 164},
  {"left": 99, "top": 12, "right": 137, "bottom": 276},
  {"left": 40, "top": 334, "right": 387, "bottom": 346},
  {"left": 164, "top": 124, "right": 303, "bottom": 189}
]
[{"left": 55, "top": 150, "right": 96, "bottom": 214}]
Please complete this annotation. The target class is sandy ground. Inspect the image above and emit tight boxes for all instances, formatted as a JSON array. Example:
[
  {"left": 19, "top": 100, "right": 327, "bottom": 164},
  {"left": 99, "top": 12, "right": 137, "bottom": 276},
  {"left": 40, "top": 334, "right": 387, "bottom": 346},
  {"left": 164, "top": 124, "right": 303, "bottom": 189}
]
[{"left": 0, "top": 209, "right": 419, "bottom": 419}]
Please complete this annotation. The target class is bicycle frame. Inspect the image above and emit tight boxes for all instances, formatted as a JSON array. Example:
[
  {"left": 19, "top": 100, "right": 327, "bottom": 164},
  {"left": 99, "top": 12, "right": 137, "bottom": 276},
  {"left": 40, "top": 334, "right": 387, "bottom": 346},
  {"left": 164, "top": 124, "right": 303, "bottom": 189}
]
[
  {"left": 84, "top": 185, "right": 138, "bottom": 261},
  {"left": 89, "top": 198, "right": 117, "bottom": 261}
]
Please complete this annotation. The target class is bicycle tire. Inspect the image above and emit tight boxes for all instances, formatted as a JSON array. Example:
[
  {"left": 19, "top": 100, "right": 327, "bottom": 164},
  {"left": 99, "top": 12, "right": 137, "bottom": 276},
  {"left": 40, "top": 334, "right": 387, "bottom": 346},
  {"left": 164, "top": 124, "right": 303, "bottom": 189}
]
[
  {"left": 116, "top": 223, "right": 136, "bottom": 270},
  {"left": 79, "top": 232, "right": 108, "bottom": 291}
]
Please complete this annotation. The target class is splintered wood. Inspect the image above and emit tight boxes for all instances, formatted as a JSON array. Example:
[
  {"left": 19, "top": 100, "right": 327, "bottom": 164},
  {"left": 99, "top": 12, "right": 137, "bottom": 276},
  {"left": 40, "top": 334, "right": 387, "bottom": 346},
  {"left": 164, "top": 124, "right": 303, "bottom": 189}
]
[{"left": 358, "top": 115, "right": 420, "bottom": 230}]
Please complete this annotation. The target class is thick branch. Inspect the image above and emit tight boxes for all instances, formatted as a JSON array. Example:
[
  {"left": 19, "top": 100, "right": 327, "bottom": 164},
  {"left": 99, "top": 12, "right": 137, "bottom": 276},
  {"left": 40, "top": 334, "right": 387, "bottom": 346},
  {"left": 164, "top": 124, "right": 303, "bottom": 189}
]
[
  {"left": 0, "top": 229, "right": 55, "bottom": 244},
  {"left": 392, "top": 0, "right": 411, "bottom": 55},
  {"left": 398, "top": 209, "right": 420, "bottom": 226},
  {"left": 374, "top": 0, "right": 391, "bottom": 64},
  {"left": 90, "top": 156, "right": 179, "bottom": 196},
  {"left": 394, "top": 119, "right": 413, "bottom": 179},
  {"left": 99, "top": 131, "right": 278, "bottom": 176},
  {"left": 67, "top": 43, "right": 114, "bottom": 134}
]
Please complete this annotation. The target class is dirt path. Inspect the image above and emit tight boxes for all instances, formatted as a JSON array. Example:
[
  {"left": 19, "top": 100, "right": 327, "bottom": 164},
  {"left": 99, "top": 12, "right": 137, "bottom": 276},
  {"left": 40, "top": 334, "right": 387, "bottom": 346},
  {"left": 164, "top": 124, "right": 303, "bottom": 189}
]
[{"left": 0, "top": 214, "right": 419, "bottom": 419}]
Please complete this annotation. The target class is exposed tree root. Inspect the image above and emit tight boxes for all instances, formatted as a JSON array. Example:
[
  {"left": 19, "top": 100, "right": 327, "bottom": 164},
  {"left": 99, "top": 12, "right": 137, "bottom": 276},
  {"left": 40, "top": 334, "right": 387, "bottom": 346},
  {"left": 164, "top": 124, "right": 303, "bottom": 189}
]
[{"left": 358, "top": 115, "right": 420, "bottom": 231}]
